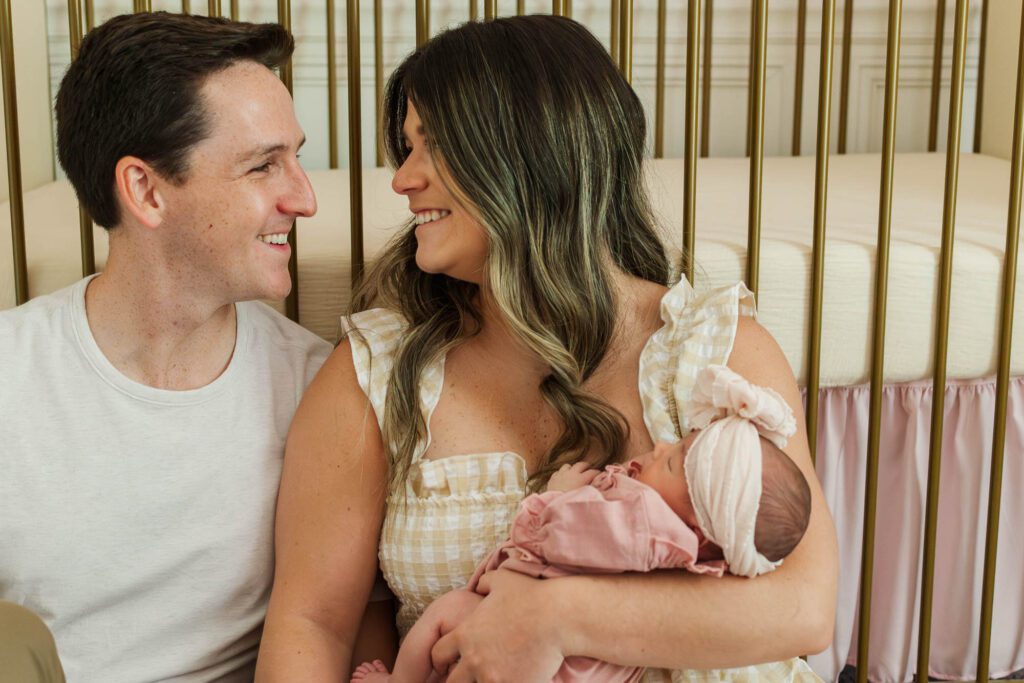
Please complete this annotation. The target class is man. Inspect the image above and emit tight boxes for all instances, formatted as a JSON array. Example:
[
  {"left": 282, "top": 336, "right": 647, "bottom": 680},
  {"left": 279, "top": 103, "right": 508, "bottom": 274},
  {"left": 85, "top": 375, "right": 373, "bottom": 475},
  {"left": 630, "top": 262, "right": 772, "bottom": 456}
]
[{"left": 0, "top": 12, "right": 331, "bottom": 681}]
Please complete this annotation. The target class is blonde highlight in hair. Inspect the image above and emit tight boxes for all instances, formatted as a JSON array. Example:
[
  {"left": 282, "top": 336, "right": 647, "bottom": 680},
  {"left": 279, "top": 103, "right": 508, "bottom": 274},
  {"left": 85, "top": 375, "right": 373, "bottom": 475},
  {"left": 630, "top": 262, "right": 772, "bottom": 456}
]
[{"left": 351, "top": 16, "right": 669, "bottom": 493}]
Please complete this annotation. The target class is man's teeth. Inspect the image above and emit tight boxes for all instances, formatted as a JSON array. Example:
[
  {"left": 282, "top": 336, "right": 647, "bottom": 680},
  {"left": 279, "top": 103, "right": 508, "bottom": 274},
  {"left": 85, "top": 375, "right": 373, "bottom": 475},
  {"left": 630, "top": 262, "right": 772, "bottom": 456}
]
[
  {"left": 414, "top": 209, "right": 451, "bottom": 226},
  {"left": 258, "top": 233, "right": 288, "bottom": 245}
]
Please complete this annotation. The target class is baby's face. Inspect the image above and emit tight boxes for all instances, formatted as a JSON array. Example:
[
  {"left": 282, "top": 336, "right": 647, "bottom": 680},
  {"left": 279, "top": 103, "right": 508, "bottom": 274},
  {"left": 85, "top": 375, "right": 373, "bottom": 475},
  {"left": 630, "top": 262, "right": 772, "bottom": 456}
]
[{"left": 632, "top": 431, "right": 701, "bottom": 527}]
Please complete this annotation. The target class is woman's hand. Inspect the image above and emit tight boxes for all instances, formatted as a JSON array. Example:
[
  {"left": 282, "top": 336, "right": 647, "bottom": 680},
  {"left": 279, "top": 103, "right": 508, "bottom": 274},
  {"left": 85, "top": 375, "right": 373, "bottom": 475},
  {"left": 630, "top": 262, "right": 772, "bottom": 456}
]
[
  {"left": 431, "top": 570, "right": 565, "bottom": 683},
  {"left": 545, "top": 462, "right": 600, "bottom": 492}
]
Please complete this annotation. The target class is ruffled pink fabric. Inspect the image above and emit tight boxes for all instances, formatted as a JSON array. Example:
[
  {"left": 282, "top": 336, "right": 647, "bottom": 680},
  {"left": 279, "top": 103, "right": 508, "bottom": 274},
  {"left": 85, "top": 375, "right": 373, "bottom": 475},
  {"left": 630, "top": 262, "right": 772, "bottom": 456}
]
[
  {"left": 464, "top": 467, "right": 724, "bottom": 683},
  {"left": 467, "top": 466, "right": 723, "bottom": 589},
  {"left": 806, "top": 377, "right": 1024, "bottom": 683}
]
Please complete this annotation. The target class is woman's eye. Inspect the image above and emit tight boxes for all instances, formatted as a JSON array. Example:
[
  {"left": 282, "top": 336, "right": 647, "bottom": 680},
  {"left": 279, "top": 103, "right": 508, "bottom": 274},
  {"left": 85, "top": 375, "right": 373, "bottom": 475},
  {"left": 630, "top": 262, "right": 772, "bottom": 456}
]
[{"left": 251, "top": 162, "right": 271, "bottom": 174}]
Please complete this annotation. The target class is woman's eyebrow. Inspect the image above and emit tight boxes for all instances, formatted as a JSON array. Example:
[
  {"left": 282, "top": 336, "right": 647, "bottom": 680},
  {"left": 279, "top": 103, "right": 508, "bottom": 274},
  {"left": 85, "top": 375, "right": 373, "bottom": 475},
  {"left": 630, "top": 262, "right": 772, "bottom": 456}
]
[{"left": 401, "top": 124, "right": 427, "bottom": 141}]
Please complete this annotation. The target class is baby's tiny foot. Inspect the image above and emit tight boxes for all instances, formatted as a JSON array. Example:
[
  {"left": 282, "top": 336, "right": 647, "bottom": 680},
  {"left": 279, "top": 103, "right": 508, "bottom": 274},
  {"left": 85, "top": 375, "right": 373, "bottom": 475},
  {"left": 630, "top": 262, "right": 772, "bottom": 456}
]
[{"left": 350, "top": 660, "right": 390, "bottom": 683}]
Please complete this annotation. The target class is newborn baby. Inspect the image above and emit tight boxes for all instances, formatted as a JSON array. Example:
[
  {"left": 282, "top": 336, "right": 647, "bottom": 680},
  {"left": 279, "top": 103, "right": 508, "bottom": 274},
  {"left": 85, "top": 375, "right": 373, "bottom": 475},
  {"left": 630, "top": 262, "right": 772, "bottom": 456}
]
[{"left": 352, "top": 364, "right": 812, "bottom": 683}]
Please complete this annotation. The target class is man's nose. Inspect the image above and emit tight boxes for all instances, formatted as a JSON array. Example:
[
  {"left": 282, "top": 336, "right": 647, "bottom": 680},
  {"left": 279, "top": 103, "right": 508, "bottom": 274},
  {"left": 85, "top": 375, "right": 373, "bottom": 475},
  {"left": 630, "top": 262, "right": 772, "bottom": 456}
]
[{"left": 281, "top": 164, "right": 317, "bottom": 218}]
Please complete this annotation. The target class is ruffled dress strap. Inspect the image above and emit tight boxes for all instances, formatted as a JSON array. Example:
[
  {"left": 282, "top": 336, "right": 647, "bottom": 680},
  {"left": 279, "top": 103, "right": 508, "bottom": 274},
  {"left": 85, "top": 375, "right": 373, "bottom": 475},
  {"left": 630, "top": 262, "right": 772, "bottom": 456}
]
[
  {"left": 638, "top": 279, "right": 756, "bottom": 443},
  {"left": 339, "top": 308, "right": 444, "bottom": 461}
]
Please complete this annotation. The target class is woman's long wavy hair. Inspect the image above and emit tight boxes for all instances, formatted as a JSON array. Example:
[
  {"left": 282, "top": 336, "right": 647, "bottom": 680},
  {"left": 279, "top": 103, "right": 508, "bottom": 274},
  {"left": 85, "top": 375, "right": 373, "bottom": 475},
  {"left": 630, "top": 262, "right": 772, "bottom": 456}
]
[{"left": 350, "top": 15, "right": 669, "bottom": 493}]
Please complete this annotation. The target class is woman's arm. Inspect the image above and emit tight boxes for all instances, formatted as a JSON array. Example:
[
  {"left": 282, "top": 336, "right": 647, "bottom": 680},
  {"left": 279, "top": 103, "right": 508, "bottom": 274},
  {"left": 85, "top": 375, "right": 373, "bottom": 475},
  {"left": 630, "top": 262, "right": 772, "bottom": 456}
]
[
  {"left": 255, "top": 341, "right": 391, "bottom": 680},
  {"left": 433, "top": 317, "right": 838, "bottom": 679}
]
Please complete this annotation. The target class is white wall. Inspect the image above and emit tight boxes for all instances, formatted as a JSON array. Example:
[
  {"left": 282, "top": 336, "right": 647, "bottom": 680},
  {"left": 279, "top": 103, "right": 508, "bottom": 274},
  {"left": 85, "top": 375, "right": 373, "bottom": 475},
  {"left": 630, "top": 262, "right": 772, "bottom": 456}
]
[
  {"left": 35, "top": 0, "right": 986, "bottom": 175},
  {"left": 980, "top": 0, "right": 1022, "bottom": 160},
  {"left": 0, "top": 0, "right": 55, "bottom": 202}
]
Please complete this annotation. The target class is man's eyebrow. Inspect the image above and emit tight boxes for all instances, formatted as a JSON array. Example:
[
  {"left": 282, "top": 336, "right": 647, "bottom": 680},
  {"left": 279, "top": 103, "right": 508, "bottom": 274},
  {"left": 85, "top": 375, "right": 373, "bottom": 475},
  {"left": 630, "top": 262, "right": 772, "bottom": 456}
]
[{"left": 238, "top": 137, "right": 307, "bottom": 162}]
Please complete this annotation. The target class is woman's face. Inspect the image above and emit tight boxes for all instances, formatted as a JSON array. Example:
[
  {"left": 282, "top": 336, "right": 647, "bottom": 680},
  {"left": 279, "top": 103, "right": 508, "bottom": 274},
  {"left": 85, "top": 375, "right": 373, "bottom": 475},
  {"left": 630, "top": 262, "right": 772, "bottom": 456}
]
[{"left": 391, "top": 101, "right": 489, "bottom": 284}]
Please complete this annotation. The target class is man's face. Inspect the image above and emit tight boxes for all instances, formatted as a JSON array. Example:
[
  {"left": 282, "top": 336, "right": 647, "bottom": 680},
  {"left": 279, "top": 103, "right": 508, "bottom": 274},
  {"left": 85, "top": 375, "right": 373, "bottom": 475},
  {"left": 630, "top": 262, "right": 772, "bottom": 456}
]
[{"left": 157, "top": 60, "right": 316, "bottom": 303}]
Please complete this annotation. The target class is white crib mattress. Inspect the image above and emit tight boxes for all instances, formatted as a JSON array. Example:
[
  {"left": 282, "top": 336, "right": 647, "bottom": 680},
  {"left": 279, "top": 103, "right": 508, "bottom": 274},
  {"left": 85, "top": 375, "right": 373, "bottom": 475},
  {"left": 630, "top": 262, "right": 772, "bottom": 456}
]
[{"left": 2, "top": 152, "right": 1019, "bottom": 387}]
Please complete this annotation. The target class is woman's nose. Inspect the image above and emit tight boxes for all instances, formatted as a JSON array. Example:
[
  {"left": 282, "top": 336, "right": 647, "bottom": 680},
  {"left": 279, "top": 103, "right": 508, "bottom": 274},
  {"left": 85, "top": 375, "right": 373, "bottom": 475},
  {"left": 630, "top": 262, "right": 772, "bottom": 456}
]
[{"left": 391, "top": 156, "right": 428, "bottom": 195}]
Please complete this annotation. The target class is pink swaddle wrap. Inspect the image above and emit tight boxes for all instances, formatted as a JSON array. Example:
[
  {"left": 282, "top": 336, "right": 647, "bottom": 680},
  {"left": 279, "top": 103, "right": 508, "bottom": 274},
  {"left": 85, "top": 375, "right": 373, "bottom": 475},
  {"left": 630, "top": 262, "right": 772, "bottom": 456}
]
[
  {"left": 465, "top": 467, "right": 724, "bottom": 683},
  {"left": 460, "top": 365, "right": 795, "bottom": 682}
]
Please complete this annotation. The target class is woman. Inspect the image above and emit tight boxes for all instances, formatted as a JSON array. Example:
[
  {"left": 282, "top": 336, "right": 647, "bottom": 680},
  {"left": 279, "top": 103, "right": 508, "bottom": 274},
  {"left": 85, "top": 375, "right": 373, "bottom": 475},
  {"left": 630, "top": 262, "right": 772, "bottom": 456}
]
[{"left": 256, "top": 15, "right": 837, "bottom": 681}]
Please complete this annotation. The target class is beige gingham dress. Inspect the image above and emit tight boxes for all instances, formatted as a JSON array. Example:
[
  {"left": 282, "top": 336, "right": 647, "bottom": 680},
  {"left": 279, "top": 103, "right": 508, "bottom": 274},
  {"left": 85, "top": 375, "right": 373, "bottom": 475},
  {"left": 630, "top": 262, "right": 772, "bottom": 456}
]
[{"left": 341, "top": 278, "right": 821, "bottom": 683}]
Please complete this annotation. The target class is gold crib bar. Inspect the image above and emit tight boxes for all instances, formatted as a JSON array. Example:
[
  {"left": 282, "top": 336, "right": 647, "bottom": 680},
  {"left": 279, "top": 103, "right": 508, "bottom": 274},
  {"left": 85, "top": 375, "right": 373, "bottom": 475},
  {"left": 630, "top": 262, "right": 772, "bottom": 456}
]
[
  {"left": 654, "top": 0, "right": 666, "bottom": 158},
  {"left": 134, "top": 0, "right": 151, "bottom": 12},
  {"left": 1, "top": 0, "right": 27, "bottom": 304},
  {"left": 85, "top": 0, "right": 94, "bottom": 31},
  {"left": 917, "top": 0, "right": 970, "bottom": 676},
  {"left": 327, "top": 0, "right": 338, "bottom": 169},
  {"left": 610, "top": 0, "right": 620, "bottom": 70},
  {"left": 182, "top": 0, "right": 191, "bottom": 14},
  {"left": 973, "top": 0, "right": 989, "bottom": 153},
  {"left": 517, "top": 0, "right": 525, "bottom": 16},
  {"left": 552, "top": 0, "right": 564, "bottom": 17},
  {"left": 928, "top": 0, "right": 946, "bottom": 152},
  {"left": 470, "top": 0, "right": 478, "bottom": 21},
  {"left": 838, "top": 0, "right": 853, "bottom": 154},
  {"left": 618, "top": 0, "right": 633, "bottom": 84},
  {"left": 682, "top": 0, "right": 700, "bottom": 284},
  {"left": 278, "top": 0, "right": 299, "bottom": 322},
  {"left": 792, "top": 0, "right": 807, "bottom": 156},
  {"left": 700, "top": 0, "right": 713, "bottom": 158},
  {"left": 417, "top": 0, "right": 429, "bottom": 46},
  {"left": 375, "top": 0, "right": 384, "bottom": 166},
  {"left": 565, "top": 0, "right": 572, "bottom": 18},
  {"left": 745, "top": 2, "right": 755, "bottom": 157},
  {"left": 746, "top": 0, "right": 767, "bottom": 295},
  {"left": 856, "top": 2, "right": 902, "bottom": 680},
  {"left": 208, "top": 0, "right": 220, "bottom": 17},
  {"left": 230, "top": 0, "right": 238, "bottom": 20},
  {"left": 805, "top": 0, "right": 838, "bottom": 463},
  {"left": 68, "top": 0, "right": 95, "bottom": 277},
  {"left": 347, "top": 0, "right": 365, "bottom": 289},
  {"left": 485, "top": 0, "right": 497, "bottom": 21},
  {"left": 976, "top": 5, "right": 1024, "bottom": 679}
]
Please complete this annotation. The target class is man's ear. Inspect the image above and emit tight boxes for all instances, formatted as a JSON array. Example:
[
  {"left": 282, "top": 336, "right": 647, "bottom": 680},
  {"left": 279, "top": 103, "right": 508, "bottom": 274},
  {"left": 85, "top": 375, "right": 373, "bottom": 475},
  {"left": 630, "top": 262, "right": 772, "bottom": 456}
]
[{"left": 114, "top": 156, "right": 168, "bottom": 229}]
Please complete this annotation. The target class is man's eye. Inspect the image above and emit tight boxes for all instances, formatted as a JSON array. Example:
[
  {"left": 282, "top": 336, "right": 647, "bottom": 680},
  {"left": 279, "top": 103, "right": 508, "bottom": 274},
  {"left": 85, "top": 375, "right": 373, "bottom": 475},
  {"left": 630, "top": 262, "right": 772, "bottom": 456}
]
[{"left": 252, "top": 163, "right": 272, "bottom": 173}]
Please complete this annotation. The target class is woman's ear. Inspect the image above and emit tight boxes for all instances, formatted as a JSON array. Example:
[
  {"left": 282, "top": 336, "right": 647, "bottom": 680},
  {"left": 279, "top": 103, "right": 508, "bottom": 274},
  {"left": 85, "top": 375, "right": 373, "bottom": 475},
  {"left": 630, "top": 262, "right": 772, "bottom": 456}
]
[{"left": 114, "top": 156, "right": 167, "bottom": 230}]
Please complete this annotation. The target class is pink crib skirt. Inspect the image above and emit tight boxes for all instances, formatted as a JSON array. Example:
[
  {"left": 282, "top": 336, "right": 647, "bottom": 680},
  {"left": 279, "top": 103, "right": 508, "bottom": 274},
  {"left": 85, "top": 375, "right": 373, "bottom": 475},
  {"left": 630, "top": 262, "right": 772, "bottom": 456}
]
[{"left": 806, "top": 377, "right": 1024, "bottom": 682}]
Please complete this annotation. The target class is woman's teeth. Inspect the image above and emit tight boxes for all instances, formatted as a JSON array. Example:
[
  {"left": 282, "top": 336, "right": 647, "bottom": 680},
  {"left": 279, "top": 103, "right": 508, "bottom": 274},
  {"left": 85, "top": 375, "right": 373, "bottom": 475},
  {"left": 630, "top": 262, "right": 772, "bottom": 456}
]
[
  {"left": 258, "top": 233, "right": 289, "bottom": 245},
  {"left": 414, "top": 209, "right": 451, "bottom": 226}
]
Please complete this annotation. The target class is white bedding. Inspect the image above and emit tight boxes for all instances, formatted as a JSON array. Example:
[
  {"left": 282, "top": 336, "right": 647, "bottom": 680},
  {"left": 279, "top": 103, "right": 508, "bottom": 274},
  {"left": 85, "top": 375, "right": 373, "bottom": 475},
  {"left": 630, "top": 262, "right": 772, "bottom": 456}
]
[{"left": 2, "top": 152, "right": 1019, "bottom": 387}]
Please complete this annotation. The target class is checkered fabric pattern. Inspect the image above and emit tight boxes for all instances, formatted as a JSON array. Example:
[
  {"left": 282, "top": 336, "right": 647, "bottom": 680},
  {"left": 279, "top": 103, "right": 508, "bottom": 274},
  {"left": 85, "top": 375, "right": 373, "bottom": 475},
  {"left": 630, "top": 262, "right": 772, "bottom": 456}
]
[
  {"left": 341, "top": 282, "right": 820, "bottom": 682},
  {"left": 638, "top": 280, "right": 756, "bottom": 443}
]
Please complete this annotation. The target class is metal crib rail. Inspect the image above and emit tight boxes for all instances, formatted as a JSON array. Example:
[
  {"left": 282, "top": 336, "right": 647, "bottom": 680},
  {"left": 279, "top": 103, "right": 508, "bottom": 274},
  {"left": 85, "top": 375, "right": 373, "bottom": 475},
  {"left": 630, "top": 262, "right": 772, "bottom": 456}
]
[
  {"left": 682, "top": 0, "right": 700, "bottom": 284},
  {"left": 69, "top": 0, "right": 95, "bottom": 278},
  {"left": 699, "top": 0, "right": 713, "bottom": 158},
  {"left": 746, "top": 0, "right": 768, "bottom": 296},
  {"left": 928, "top": 0, "right": 947, "bottom": 152},
  {"left": 0, "top": 0, "right": 26, "bottom": 304},
  {"left": 918, "top": 1, "right": 971, "bottom": 674},
  {"left": 347, "top": 0, "right": 364, "bottom": 290},
  {"left": 976, "top": 5, "right": 1024, "bottom": 680},
  {"left": 792, "top": 0, "right": 808, "bottom": 157},
  {"left": 277, "top": 0, "right": 299, "bottom": 322},
  {"left": 857, "top": 1, "right": 903, "bottom": 679},
  {"left": 838, "top": 0, "right": 854, "bottom": 154},
  {"left": 805, "top": 0, "right": 839, "bottom": 464}
]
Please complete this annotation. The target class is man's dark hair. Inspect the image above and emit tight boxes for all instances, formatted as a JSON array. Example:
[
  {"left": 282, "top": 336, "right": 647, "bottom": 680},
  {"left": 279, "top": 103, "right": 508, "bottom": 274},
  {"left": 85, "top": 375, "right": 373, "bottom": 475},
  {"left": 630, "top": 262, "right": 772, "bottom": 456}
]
[{"left": 56, "top": 12, "right": 293, "bottom": 228}]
